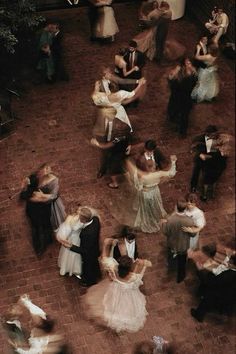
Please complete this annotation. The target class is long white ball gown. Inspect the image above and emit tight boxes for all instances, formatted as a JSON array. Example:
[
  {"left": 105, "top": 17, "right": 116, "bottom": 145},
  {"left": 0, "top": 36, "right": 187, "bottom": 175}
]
[
  {"left": 83, "top": 267, "right": 148, "bottom": 333},
  {"left": 57, "top": 216, "right": 83, "bottom": 276}
]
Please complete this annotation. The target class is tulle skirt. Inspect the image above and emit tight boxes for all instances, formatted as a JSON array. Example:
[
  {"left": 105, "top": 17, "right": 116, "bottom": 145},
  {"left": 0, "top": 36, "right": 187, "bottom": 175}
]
[
  {"left": 83, "top": 278, "right": 148, "bottom": 332},
  {"left": 191, "top": 66, "right": 219, "bottom": 103}
]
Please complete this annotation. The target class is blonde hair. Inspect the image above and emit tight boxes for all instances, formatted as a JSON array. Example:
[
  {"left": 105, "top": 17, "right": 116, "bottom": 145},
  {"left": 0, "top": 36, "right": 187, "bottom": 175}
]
[{"left": 78, "top": 207, "right": 93, "bottom": 223}]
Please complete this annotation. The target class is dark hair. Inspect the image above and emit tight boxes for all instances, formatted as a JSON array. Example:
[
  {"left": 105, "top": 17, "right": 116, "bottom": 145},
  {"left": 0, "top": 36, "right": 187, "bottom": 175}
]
[
  {"left": 38, "top": 317, "right": 55, "bottom": 333},
  {"left": 199, "top": 34, "right": 208, "bottom": 40},
  {"left": 118, "top": 256, "right": 133, "bottom": 278},
  {"left": 133, "top": 341, "right": 155, "bottom": 354},
  {"left": 121, "top": 226, "right": 136, "bottom": 240},
  {"left": 185, "top": 193, "right": 198, "bottom": 204},
  {"left": 202, "top": 243, "right": 217, "bottom": 257},
  {"left": 109, "top": 82, "right": 119, "bottom": 93},
  {"left": 230, "top": 254, "right": 236, "bottom": 266},
  {"left": 145, "top": 139, "right": 157, "bottom": 151},
  {"left": 179, "top": 56, "right": 189, "bottom": 67},
  {"left": 176, "top": 198, "right": 187, "bottom": 213},
  {"left": 129, "top": 40, "right": 138, "bottom": 48},
  {"left": 118, "top": 48, "right": 127, "bottom": 56},
  {"left": 205, "top": 125, "right": 218, "bottom": 135}
]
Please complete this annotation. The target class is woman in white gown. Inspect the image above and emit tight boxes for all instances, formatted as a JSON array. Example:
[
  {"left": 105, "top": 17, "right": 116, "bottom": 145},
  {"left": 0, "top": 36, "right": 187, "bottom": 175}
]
[
  {"left": 182, "top": 193, "right": 206, "bottom": 250},
  {"left": 83, "top": 253, "right": 152, "bottom": 333},
  {"left": 191, "top": 45, "right": 219, "bottom": 102},
  {"left": 57, "top": 212, "right": 83, "bottom": 277},
  {"left": 94, "top": 0, "right": 119, "bottom": 41},
  {"left": 126, "top": 155, "right": 177, "bottom": 233}
]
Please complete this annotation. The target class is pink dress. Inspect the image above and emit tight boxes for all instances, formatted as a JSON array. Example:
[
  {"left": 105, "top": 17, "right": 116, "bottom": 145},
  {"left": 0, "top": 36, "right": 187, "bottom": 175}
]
[{"left": 83, "top": 272, "right": 148, "bottom": 333}]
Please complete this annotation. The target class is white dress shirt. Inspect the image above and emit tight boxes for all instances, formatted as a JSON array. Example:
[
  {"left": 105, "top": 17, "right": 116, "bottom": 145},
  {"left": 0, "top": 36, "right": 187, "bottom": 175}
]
[
  {"left": 144, "top": 151, "right": 155, "bottom": 161},
  {"left": 185, "top": 207, "right": 206, "bottom": 250},
  {"left": 125, "top": 239, "right": 135, "bottom": 259},
  {"left": 205, "top": 135, "right": 213, "bottom": 153}
]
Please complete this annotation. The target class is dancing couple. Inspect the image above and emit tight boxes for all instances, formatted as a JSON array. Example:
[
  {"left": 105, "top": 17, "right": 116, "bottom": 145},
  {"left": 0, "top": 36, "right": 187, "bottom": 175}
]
[{"left": 134, "top": 1, "right": 185, "bottom": 63}]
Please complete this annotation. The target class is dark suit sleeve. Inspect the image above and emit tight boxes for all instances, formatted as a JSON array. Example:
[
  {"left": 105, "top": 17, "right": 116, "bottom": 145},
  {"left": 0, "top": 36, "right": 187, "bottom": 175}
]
[
  {"left": 70, "top": 245, "right": 81, "bottom": 254},
  {"left": 70, "top": 217, "right": 100, "bottom": 256},
  {"left": 111, "top": 75, "right": 137, "bottom": 85},
  {"left": 52, "top": 33, "right": 63, "bottom": 58},
  {"left": 154, "top": 148, "right": 168, "bottom": 169},
  {"left": 137, "top": 51, "right": 146, "bottom": 69},
  {"left": 113, "top": 244, "right": 121, "bottom": 261},
  {"left": 191, "top": 135, "right": 206, "bottom": 155}
]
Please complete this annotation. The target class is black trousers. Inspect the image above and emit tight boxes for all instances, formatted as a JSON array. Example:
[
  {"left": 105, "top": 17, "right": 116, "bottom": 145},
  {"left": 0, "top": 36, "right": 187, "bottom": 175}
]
[
  {"left": 190, "top": 157, "right": 203, "bottom": 189},
  {"left": 167, "top": 249, "right": 187, "bottom": 283}
]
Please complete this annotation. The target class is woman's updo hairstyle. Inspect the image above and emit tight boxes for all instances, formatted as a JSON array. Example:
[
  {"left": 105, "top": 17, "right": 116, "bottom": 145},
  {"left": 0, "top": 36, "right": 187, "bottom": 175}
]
[{"left": 118, "top": 255, "right": 133, "bottom": 278}]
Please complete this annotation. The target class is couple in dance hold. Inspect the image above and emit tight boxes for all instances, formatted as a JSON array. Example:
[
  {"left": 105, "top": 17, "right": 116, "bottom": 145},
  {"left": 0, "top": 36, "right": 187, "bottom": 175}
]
[
  {"left": 84, "top": 237, "right": 152, "bottom": 333},
  {"left": 135, "top": 1, "right": 185, "bottom": 62}
]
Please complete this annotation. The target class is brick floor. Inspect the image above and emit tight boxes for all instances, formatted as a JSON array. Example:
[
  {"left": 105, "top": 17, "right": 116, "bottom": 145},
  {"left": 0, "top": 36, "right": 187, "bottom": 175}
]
[{"left": 0, "top": 3, "right": 235, "bottom": 354}]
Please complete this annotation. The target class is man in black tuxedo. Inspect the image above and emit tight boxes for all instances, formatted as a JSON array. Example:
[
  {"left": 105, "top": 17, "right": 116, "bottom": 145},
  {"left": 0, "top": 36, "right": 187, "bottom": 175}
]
[
  {"left": 87, "top": 0, "right": 98, "bottom": 41},
  {"left": 51, "top": 23, "right": 69, "bottom": 81},
  {"left": 190, "top": 125, "right": 218, "bottom": 193},
  {"left": 136, "top": 139, "right": 167, "bottom": 172},
  {"left": 65, "top": 207, "right": 101, "bottom": 286},
  {"left": 123, "top": 40, "right": 146, "bottom": 81},
  {"left": 154, "top": 1, "right": 172, "bottom": 63},
  {"left": 113, "top": 226, "right": 138, "bottom": 261},
  {"left": 191, "top": 254, "right": 236, "bottom": 322}
]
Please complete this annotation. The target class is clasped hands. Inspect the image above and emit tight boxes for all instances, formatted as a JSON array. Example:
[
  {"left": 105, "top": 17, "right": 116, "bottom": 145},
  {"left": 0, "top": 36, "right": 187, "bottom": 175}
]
[
  {"left": 138, "top": 77, "right": 146, "bottom": 85},
  {"left": 60, "top": 239, "right": 72, "bottom": 248},
  {"left": 91, "top": 138, "right": 100, "bottom": 147},
  {"left": 199, "top": 153, "right": 212, "bottom": 161}
]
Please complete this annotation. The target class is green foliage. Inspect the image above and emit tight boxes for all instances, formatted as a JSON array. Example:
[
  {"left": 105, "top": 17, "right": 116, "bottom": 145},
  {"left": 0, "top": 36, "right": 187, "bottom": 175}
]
[{"left": 0, "top": 0, "right": 45, "bottom": 54}]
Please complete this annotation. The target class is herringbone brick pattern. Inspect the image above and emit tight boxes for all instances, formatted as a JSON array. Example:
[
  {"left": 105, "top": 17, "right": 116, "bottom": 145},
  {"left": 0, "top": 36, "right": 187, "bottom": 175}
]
[{"left": 0, "top": 3, "right": 235, "bottom": 354}]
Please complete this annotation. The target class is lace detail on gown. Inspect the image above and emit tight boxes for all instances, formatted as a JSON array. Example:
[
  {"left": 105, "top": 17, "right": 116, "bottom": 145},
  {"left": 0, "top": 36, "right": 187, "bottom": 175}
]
[{"left": 191, "top": 65, "right": 219, "bottom": 102}]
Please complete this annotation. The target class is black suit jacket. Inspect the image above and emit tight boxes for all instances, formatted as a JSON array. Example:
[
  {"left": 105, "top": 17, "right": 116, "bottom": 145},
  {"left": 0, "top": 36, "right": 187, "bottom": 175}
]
[
  {"left": 51, "top": 31, "right": 63, "bottom": 60},
  {"left": 70, "top": 216, "right": 101, "bottom": 284},
  {"left": 191, "top": 134, "right": 210, "bottom": 157},
  {"left": 123, "top": 50, "right": 145, "bottom": 79},
  {"left": 201, "top": 269, "right": 236, "bottom": 307},
  {"left": 113, "top": 240, "right": 138, "bottom": 261},
  {"left": 136, "top": 147, "right": 167, "bottom": 171}
]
